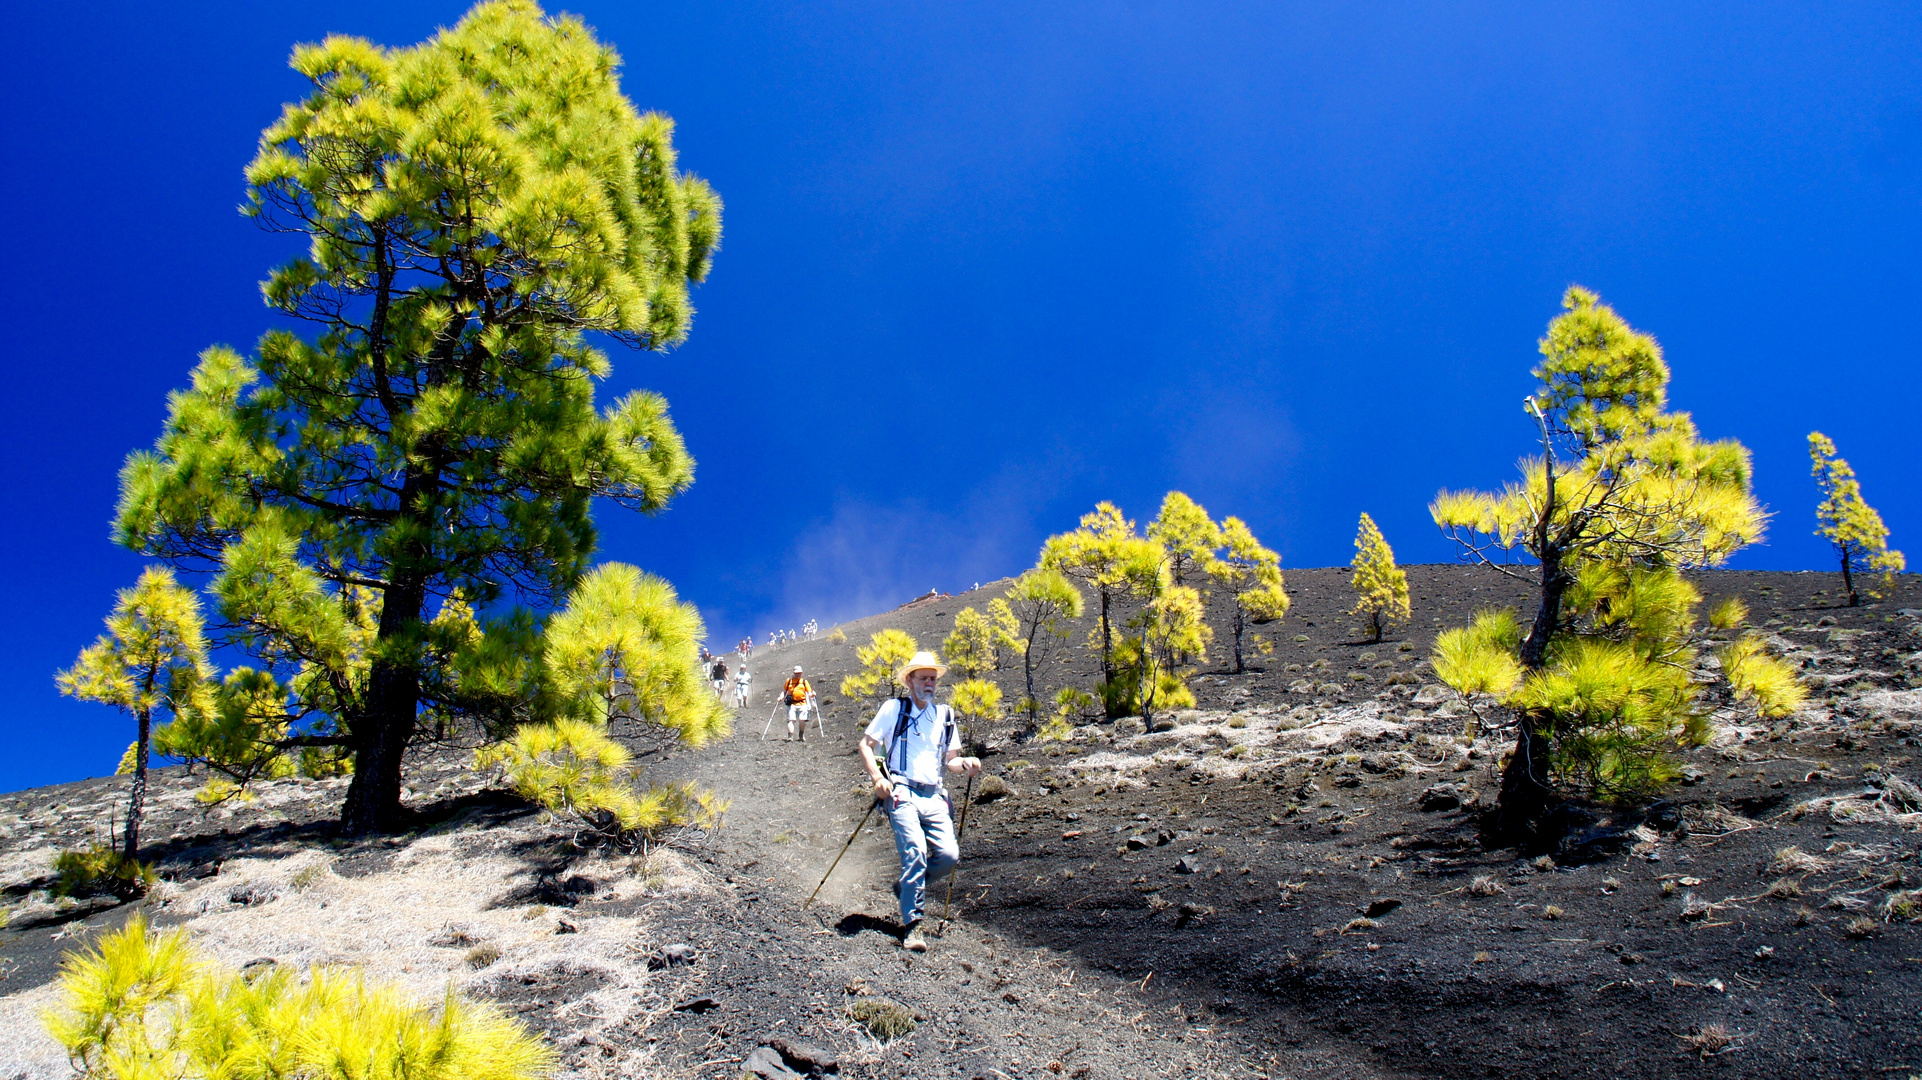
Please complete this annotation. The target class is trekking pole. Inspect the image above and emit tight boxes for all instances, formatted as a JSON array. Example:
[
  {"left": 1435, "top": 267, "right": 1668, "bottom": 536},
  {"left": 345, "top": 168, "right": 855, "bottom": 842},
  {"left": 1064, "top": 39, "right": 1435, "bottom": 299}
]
[
  {"left": 806, "top": 799, "right": 878, "bottom": 909},
  {"left": 761, "top": 700, "right": 780, "bottom": 741},
  {"left": 939, "top": 770, "right": 977, "bottom": 929},
  {"left": 812, "top": 695, "right": 828, "bottom": 738}
]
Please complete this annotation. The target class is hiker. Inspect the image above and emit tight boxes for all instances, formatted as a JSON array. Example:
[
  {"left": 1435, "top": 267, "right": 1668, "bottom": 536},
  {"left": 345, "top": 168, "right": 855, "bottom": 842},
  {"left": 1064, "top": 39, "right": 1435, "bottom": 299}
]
[
  {"left": 709, "top": 655, "right": 729, "bottom": 697},
  {"left": 783, "top": 666, "right": 813, "bottom": 741},
  {"left": 734, "top": 666, "right": 753, "bottom": 709},
  {"left": 858, "top": 650, "right": 982, "bottom": 952}
]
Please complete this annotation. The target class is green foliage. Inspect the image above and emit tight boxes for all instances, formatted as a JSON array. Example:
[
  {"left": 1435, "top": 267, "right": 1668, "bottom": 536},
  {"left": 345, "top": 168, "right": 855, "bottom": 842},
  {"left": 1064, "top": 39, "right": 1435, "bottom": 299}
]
[
  {"left": 1002, "top": 570, "right": 1084, "bottom": 726},
  {"left": 1810, "top": 431, "right": 1905, "bottom": 606},
  {"left": 104, "top": 1, "right": 721, "bottom": 834},
  {"left": 1348, "top": 513, "right": 1410, "bottom": 643},
  {"left": 1431, "top": 609, "right": 1524, "bottom": 701},
  {"left": 44, "top": 915, "right": 552, "bottom": 1079},
  {"left": 52, "top": 847, "right": 157, "bottom": 901},
  {"left": 1109, "top": 586, "right": 1206, "bottom": 725},
  {"left": 1147, "top": 491, "right": 1222, "bottom": 587},
  {"left": 1430, "top": 288, "right": 1773, "bottom": 820},
  {"left": 543, "top": 563, "right": 729, "bottom": 743},
  {"left": 846, "top": 998, "right": 917, "bottom": 1042},
  {"left": 1207, "top": 516, "right": 1290, "bottom": 673},
  {"left": 1719, "top": 635, "right": 1808, "bottom": 719},
  {"left": 942, "top": 605, "right": 1016, "bottom": 678},
  {"left": 840, "top": 629, "right": 918, "bottom": 702},
  {"left": 1039, "top": 503, "right": 1163, "bottom": 707},
  {"left": 949, "top": 678, "right": 1003, "bottom": 724},
  {"left": 57, "top": 567, "right": 214, "bottom": 858},
  {"left": 477, "top": 718, "right": 725, "bottom": 838},
  {"left": 1509, "top": 639, "right": 1704, "bottom": 796},
  {"left": 1707, "top": 596, "right": 1748, "bottom": 630}
]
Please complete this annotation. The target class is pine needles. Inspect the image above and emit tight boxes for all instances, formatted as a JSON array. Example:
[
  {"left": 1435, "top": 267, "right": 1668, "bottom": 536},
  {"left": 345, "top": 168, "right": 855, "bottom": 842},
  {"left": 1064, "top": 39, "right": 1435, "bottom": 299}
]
[{"left": 43, "top": 916, "right": 552, "bottom": 1079}]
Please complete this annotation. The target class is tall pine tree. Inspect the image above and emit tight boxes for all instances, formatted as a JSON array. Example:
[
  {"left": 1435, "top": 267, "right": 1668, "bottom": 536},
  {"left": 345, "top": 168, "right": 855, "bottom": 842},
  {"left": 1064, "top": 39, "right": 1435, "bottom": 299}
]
[
  {"left": 1809, "top": 432, "right": 1904, "bottom": 606},
  {"left": 109, "top": 1, "right": 723, "bottom": 833},
  {"left": 1348, "top": 513, "right": 1410, "bottom": 643}
]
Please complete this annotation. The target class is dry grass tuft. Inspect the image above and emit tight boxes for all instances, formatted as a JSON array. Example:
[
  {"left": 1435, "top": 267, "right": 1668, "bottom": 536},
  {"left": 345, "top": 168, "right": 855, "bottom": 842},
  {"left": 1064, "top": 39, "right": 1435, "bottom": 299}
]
[
  {"left": 1541, "top": 904, "right": 1565, "bottom": 920},
  {"left": 1769, "top": 846, "right": 1830, "bottom": 876},
  {"left": 1340, "top": 917, "right": 1377, "bottom": 934},
  {"left": 1468, "top": 875, "right": 1504, "bottom": 897},
  {"left": 1885, "top": 888, "right": 1922, "bottom": 923},
  {"left": 1679, "top": 1024, "right": 1735, "bottom": 1058},
  {"left": 848, "top": 998, "right": 917, "bottom": 1042},
  {"left": 1844, "top": 915, "right": 1877, "bottom": 939},
  {"left": 465, "top": 942, "right": 502, "bottom": 968},
  {"left": 1765, "top": 877, "right": 1802, "bottom": 900}
]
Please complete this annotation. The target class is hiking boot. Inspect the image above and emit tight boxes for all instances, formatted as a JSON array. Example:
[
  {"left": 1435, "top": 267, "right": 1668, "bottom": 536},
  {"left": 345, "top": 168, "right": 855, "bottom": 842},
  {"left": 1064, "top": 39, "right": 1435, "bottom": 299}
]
[{"left": 901, "top": 923, "right": 929, "bottom": 953}]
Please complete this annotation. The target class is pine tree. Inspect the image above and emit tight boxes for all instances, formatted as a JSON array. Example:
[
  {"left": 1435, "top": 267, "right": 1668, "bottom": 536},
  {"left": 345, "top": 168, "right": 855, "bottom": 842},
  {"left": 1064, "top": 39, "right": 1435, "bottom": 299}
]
[
  {"left": 1206, "top": 516, "right": 1290, "bottom": 673},
  {"left": 1001, "top": 570, "right": 1084, "bottom": 726},
  {"left": 1809, "top": 432, "right": 1905, "bottom": 606},
  {"left": 942, "top": 604, "right": 1017, "bottom": 677},
  {"left": 1126, "top": 585, "right": 1208, "bottom": 728},
  {"left": 1431, "top": 287, "right": 1770, "bottom": 845},
  {"left": 106, "top": 2, "right": 722, "bottom": 834},
  {"left": 840, "top": 630, "right": 918, "bottom": 703},
  {"left": 57, "top": 569, "right": 214, "bottom": 859},
  {"left": 1348, "top": 513, "right": 1410, "bottom": 644},
  {"left": 1039, "top": 503, "right": 1161, "bottom": 716},
  {"left": 1147, "top": 491, "right": 1222, "bottom": 587}
]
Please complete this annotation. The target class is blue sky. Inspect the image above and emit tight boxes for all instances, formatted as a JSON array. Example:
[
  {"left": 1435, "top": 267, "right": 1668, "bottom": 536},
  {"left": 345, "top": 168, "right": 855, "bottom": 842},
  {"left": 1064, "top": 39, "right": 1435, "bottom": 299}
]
[{"left": 2, "top": 2, "right": 1918, "bottom": 791}]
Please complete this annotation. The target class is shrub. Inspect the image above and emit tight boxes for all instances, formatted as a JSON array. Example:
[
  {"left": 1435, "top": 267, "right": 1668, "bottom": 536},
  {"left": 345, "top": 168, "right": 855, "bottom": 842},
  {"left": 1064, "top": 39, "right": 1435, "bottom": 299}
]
[
  {"left": 1719, "top": 635, "right": 1808, "bottom": 718},
  {"left": 45, "top": 916, "right": 550, "bottom": 1079},
  {"left": 847, "top": 998, "right": 917, "bottom": 1041},
  {"left": 477, "top": 718, "right": 726, "bottom": 842},
  {"left": 52, "top": 846, "right": 156, "bottom": 900},
  {"left": 827, "top": 628, "right": 847, "bottom": 644},
  {"left": 950, "top": 678, "right": 1004, "bottom": 725}
]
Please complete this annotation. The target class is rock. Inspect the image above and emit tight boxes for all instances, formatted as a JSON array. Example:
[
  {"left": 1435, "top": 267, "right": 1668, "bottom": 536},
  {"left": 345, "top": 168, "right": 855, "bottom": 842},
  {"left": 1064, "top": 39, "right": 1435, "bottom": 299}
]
[
  {"left": 1148, "top": 717, "right": 1177, "bottom": 733},
  {"left": 1646, "top": 801, "right": 1684, "bottom": 832},
  {"left": 741, "top": 1045, "right": 805, "bottom": 1079},
  {"left": 1680, "top": 765, "right": 1707, "bottom": 786},
  {"left": 1334, "top": 775, "right": 1362, "bottom": 789},
  {"left": 228, "top": 882, "right": 281, "bottom": 906},
  {"left": 766, "top": 1038, "right": 840, "bottom": 1075},
  {"left": 428, "top": 923, "right": 480, "bottom": 947},
  {"left": 674, "top": 996, "right": 721, "bottom": 1014},
  {"left": 554, "top": 917, "right": 579, "bottom": 934},
  {"left": 8, "top": 895, "right": 118, "bottom": 930},
  {"left": 1413, "top": 685, "right": 1451, "bottom": 706},
  {"left": 1362, "top": 898, "right": 1403, "bottom": 918},
  {"left": 1174, "top": 856, "right": 1201, "bottom": 875},
  {"left": 240, "top": 958, "right": 277, "bottom": 982},
  {"left": 1418, "top": 784, "right": 1461, "bottom": 812},
  {"left": 648, "top": 943, "right": 698, "bottom": 969},
  {"left": 1155, "top": 829, "right": 1176, "bottom": 846},
  {"left": 1126, "top": 836, "right": 1151, "bottom": 851}
]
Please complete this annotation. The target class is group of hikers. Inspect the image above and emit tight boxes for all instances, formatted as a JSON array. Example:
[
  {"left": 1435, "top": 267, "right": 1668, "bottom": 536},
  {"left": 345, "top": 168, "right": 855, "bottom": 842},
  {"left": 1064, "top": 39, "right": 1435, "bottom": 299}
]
[{"left": 700, "top": 636, "right": 981, "bottom": 952}]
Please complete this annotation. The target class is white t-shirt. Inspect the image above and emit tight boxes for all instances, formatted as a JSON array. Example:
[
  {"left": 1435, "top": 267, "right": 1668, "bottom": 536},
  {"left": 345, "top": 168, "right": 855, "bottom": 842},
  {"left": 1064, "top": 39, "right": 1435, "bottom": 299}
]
[{"left": 864, "top": 698, "right": 953, "bottom": 787}]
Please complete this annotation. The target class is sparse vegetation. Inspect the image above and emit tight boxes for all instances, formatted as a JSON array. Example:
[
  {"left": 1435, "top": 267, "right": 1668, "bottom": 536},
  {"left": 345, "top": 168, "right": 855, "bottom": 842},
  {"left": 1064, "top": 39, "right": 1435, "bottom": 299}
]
[
  {"left": 51, "top": 846, "right": 157, "bottom": 900},
  {"left": 840, "top": 629, "right": 919, "bottom": 702},
  {"left": 1003, "top": 570, "right": 1085, "bottom": 727},
  {"left": 848, "top": 997, "right": 918, "bottom": 1041},
  {"left": 44, "top": 916, "right": 551, "bottom": 1079},
  {"left": 1708, "top": 596, "right": 1748, "bottom": 630},
  {"left": 1468, "top": 875, "right": 1504, "bottom": 896},
  {"left": 1208, "top": 517, "right": 1290, "bottom": 673}
]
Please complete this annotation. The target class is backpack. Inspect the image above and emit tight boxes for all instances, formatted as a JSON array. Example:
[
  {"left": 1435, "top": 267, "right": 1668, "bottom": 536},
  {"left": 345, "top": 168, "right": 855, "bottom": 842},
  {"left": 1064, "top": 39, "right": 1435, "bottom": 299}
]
[{"left": 883, "top": 697, "right": 956, "bottom": 782}]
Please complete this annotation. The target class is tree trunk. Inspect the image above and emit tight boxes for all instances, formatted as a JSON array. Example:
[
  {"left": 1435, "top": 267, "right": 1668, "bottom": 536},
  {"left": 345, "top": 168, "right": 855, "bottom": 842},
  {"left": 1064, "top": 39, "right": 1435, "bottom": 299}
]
[
  {"left": 1841, "top": 548, "right": 1858, "bottom": 607},
  {"left": 1231, "top": 602, "right": 1245, "bottom": 675},
  {"left": 1099, "top": 588, "right": 1123, "bottom": 720},
  {"left": 122, "top": 708, "right": 150, "bottom": 859},
  {"left": 1490, "top": 551, "right": 1569, "bottom": 848},
  {"left": 340, "top": 575, "right": 426, "bottom": 835},
  {"left": 1023, "top": 627, "right": 1038, "bottom": 726}
]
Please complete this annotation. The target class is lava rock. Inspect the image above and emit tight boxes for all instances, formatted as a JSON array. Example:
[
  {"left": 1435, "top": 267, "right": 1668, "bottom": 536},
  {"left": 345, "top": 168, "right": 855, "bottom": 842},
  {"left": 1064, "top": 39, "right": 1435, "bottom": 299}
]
[
  {"left": 648, "top": 943, "right": 698, "bottom": 969},
  {"left": 228, "top": 882, "right": 281, "bottom": 906},
  {"left": 767, "top": 1037, "right": 840, "bottom": 1075},
  {"left": 1362, "top": 898, "right": 1403, "bottom": 918},
  {"left": 1155, "top": 829, "right": 1177, "bottom": 846},
  {"left": 742, "top": 1046, "right": 805, "bottom": 1080},
  {"left": 1175, "top": 856, "right": 1201, "bottom": 875},
  {"left": 674, "top": 996, "right": 721, "bottom": 1014},
  {"left": 1149, "top": 717, "right": 1177, "bottom": 733},
  {"left": 1126, "top": 836, "right": 1151, "bottom": 851},
  {"left": 1418, "top": 784, "right": 1461, "bottom": 812}
]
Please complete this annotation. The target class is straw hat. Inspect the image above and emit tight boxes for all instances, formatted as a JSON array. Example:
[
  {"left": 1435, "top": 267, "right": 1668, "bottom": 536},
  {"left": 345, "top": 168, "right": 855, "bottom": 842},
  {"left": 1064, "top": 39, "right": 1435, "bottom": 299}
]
[{"left": 897, "top": 650, "right": 948, "bottom": 682}]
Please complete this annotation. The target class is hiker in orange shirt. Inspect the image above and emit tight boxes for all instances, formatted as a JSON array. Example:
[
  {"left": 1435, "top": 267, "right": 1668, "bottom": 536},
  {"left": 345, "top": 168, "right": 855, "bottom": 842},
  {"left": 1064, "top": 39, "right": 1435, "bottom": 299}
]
[{"left": 784, "top": 666, "right": 814, "bottom": 741}]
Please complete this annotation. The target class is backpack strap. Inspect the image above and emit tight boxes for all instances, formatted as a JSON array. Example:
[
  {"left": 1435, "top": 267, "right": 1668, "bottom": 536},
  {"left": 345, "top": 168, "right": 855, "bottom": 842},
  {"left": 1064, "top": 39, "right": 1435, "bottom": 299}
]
[{"left": 888, "top": 698, "right": 956, "bottom": 781}]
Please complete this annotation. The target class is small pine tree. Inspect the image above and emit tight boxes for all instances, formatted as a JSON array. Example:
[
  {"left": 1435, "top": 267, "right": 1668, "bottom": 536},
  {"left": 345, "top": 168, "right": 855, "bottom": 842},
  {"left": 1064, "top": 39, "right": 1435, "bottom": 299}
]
[
  {"left": 1349, "top": 513, "right": 1410, "bottom": 643},
  {"left": 1123, "top": 585, "right": 1208, "bottom": 728},
  {"left": 949, "top": 678, "right": 1004, "bottom": 726},
  {"left": 57, "top": 568, "right": 214, "bottom": 860},
  {"left": 1810, "top": 431, "right": 1905, "bottom": 606},
  {"left": 1039, "top": 503, "right": 1162, "bottom": 717},
  {"left": 840, "top": 629, "right": 919, "bottom": 703},
  {"left": 943, "top": 605, "right": 1017, "bottom": 677},
  {"left": 1001, "top": 570, "right": 1084, "bottom": 727},
  {"left": 1147, "top": 491, "right": 1223, "bottom": 587},
  {"left": 1206, "top": 516, "right": 1290, "bottom": 673}
]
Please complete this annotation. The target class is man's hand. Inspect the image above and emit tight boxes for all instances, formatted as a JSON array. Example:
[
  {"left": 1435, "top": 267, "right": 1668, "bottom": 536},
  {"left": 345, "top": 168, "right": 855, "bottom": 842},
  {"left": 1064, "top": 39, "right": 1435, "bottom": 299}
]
[
  {"left": 950, "top": 756, "right": 983, "bottom": 778},
  {"left": 871, "top": 777, "right": 894, "bottom": 806}
]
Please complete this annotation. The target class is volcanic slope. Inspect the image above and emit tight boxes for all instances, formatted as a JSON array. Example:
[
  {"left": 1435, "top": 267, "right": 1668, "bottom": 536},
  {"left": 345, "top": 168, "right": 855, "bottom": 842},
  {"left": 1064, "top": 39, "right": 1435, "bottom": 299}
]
[{"left": 2, "top": 566, "right": 1920, "bottom": 1080}]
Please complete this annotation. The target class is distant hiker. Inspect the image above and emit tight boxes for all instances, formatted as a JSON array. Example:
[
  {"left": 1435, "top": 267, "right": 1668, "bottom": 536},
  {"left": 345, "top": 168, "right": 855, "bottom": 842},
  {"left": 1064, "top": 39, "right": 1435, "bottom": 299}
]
[
  {"left": 709, "top": 656, "right": 729, "bottom": 697},
  {"left": 739, "top": 637, "right": 751, "bottom": 658},
  {"left": 734, "top": 666, "right": 753, "bottom": 709},
  {"left": 859, "top": 650, "right": 982, "bottom": 953},
  {"left": 784, "top": 666, "right": 814, "bottom": 741}
]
